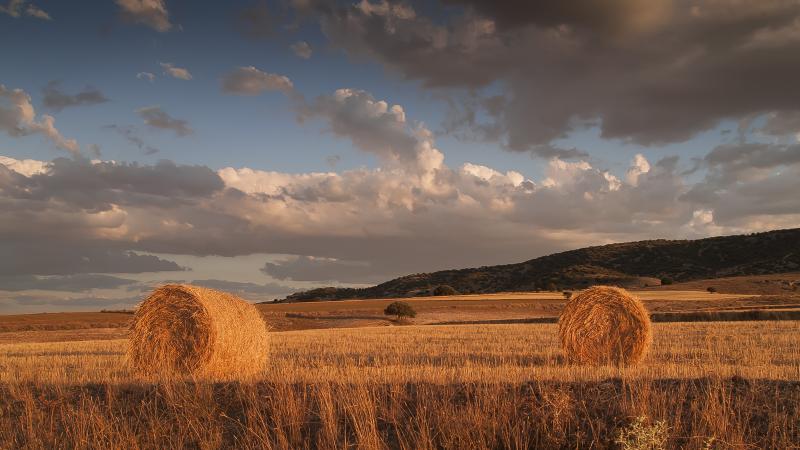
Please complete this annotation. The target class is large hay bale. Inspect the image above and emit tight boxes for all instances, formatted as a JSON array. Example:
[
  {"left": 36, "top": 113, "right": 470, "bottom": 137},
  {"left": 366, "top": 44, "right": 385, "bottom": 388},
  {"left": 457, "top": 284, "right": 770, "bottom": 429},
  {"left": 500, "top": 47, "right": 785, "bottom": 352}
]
[
  {"left": 127, "top": 284, "right": 269, "bottom": 380},
  {"left": 558, "top": 286, "right": 652, "bottom": 366}
]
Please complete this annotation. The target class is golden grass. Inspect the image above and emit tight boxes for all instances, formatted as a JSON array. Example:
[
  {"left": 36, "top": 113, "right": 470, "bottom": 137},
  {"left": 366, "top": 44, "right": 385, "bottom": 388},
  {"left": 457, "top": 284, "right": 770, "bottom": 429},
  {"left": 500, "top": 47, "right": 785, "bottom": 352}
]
[
  {"left": 127, "top": 284, "right": 269, "bottom": 380},
  {"left": 559, "top": 286, "right": 652, "bottom": 366},
  {"left": 1, "top": 321, "right": 799, "bottom": 448},
  {"left": 2, "top": 321, "right": 798, "bottom": 384}
]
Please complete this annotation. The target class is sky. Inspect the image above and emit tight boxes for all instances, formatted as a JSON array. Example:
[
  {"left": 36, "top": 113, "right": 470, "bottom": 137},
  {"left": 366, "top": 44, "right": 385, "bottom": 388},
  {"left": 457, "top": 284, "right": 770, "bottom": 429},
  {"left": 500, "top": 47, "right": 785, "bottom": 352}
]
[{"left": 1, "top": 0, "right": 800, "bottom": 313}]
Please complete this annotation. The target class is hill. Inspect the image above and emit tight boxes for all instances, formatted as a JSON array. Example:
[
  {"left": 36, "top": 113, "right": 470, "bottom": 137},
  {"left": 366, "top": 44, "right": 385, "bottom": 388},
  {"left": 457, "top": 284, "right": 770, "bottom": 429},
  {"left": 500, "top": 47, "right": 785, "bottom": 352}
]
[{"left": 285, "top": 228, "right": 800, "bottom": 301}]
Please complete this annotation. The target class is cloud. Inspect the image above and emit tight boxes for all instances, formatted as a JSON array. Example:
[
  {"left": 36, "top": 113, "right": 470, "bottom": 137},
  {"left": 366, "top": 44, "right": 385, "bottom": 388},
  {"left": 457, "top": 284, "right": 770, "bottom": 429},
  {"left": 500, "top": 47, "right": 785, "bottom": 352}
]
[
  {"left": 136, "top": 72, "right": 156, "bottom": 82},
  {"left": 2, "top": 88, "right": 799, "bottom": 286},
  {"left": 221, "top": 66, "right": 295, "bottom": 95},
  {"left": 104, "top": 124, "right": 160, "bottom": 154},
  {"left": 0, "top": 243, "right": 184, "bottom": 276},
  {"left": 136, "top": 106, "right": 193, "bottom": 136},
  {"left": 160, "top": 62, "right": 192, "bottom": 80},
  {"left": 290, "top": 41, "right": 313, "bottom": 59},
  {"left": 116, "top": 0, "right": 172, "bottom": 32},
  {"left": 236, "top": 2, "right": 274, "bottom": 39},
  {"left": 262, "top": 256, "right": 389, "bottom": 284},
  {"left": 189, "top": 279, "right": 293, "bottom": 299},
  {"left": 760, "top": 111, "right": 800, "bottom": 139},
  {"left": 42, "top": 81, "right": 109, "bottom": 112},
  {"left": 0, "top": 0, "right": 50, "bottom": 20},
  {"left": 300, "top": 88, "right": 444, "bottom": 172},
  {"left": 307, "top": 0, "right": 800, "bottom": 152},
  {"left": 0, "top": 84, "right": 79, "bottom": 155},
  {"left": 0, "top": 274, "right": 137, "bottom": 292}
]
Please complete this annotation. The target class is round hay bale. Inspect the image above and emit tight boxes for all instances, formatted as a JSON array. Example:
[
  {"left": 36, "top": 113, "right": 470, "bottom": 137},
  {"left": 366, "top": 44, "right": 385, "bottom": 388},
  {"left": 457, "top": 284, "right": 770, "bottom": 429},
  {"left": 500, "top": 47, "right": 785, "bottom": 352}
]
[
  {"left": 558, "top": 285, "right": 652, "bottom": 366},
  {"left": 127, "top": 284, "right": 269, "bottom": 380}
]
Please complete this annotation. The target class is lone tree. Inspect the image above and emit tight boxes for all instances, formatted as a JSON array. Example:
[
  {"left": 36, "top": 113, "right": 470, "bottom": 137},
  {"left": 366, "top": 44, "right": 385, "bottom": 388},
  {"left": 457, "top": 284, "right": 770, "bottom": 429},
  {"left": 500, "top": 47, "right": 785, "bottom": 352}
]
[
  {"left": 660, "top": 277, "right": 673, "bottom": 285},
  {"left": 384, "top": 301, "right": 417, "bottom": 320},
  {"left": 563, "top": 291, "right": 573, "bottom": 299},
  {"left": 707, "top": 287, "right": 717, "bottom": 293},
  {"left": 433, "top": 285, "right": 458, "bottom": 296}
]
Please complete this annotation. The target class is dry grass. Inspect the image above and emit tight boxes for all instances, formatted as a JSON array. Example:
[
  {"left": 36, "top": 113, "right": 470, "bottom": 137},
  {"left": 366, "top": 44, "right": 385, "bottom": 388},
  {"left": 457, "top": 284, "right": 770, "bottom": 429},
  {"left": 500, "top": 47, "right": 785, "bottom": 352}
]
[
  {"left": 128, "top": 284, "right": 269, "bottom": 380},
  {"left": 559, "top": 286, "right": 652, "bottom": 366},
  {"left": 0, "top": 321, "right": 799, "bottom": 448},
  {"left": 2, "top": 322, "right": 798, "bottom": 384}
]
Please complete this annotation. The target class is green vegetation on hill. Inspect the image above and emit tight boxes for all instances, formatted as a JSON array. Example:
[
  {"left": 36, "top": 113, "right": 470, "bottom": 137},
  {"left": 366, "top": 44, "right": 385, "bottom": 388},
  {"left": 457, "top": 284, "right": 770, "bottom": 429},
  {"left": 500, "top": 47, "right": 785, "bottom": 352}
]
[{"left": 286, "top": 228, "right": 800, "bottom": 301}]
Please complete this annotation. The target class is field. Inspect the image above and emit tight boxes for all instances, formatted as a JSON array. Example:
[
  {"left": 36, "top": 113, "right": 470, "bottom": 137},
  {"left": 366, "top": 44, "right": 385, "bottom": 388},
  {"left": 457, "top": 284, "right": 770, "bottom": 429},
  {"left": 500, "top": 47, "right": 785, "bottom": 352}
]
[{"left": 1, "top": 285, "right": 800, "bottom": 448}]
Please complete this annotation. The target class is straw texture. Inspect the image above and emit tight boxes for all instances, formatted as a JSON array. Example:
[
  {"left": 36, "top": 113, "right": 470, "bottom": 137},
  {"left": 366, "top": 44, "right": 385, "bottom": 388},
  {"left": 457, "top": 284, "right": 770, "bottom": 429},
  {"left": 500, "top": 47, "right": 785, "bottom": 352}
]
[
  {"left": 127, "top": 284, "right": 269, "bottom": 380},
  {"left": 558, "top": 285, "right": 652, "bottom": 366}
]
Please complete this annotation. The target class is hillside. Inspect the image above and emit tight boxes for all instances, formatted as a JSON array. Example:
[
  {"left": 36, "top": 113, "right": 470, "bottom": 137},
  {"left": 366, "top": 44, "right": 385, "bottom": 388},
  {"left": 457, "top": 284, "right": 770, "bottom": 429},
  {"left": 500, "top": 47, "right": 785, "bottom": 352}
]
[{"left": 285, "top": 228, "right": 800, "bottom": 301}]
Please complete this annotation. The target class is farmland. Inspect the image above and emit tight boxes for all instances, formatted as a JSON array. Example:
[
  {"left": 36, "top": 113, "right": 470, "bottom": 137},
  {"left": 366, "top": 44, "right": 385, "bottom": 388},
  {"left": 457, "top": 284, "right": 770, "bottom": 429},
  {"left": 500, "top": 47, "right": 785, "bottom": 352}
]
[{"left": 1, "top": 285, "right": 799, "bottom": 448}]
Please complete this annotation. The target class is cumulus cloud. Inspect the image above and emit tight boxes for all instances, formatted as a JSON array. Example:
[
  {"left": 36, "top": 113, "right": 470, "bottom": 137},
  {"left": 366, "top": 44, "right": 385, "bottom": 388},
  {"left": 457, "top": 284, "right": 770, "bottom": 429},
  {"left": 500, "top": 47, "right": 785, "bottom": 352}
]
[
  {"left": 0, "top": 0, "right": 50, "bottom": 20},
  {"left": 160, "top": 62, "right": 192, "bottom": 80},
  {"left": 136, "top": 106, "right": 192, "bottom": 136},
  {"left": 221, "top": 66, "right": 295, "bottom": 95},
  {"left": 0, "top": 84, "right": 79, "bottom": 155},
  {"left": 42, "top": 81, "right": 109, "bottom": 112},
  {"left": 305, "top": 0, "right": 800, "bottom": 153},
  {"left": 116, "top": 0, "right": 172, "bottom": 32},
  {"left": 291, "top": 40, "right": 313, "bottom": 59},
  {"left": 1, "top": 87, "right": 798, "bottom": 286},
  {"left": 301, "top": 88, "right": 445, "bottom": 173}
]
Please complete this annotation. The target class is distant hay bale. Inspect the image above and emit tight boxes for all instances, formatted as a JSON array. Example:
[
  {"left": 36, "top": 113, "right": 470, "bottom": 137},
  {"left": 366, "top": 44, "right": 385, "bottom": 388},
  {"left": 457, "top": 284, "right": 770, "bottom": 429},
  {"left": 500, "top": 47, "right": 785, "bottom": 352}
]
[
  {"left": 127, "top": 284, "right": 269, "bottom": 380},
  {"left": 558, "top": 286, "right": 652, "bottom": 366}
]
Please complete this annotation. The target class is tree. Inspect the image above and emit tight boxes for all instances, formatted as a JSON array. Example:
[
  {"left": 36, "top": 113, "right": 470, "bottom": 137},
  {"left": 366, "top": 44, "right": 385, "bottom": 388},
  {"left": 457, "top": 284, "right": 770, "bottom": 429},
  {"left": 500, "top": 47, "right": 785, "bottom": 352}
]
[
  {"left": 707, "top": 287, "right": 717, "bottom": 293},
  {"left": 660, "top": 277, "right": 673, "bottom": 286},
  {"left": 384, "top": 301, "right": 417, "bottom": 320},
  {"left": 563, "top": 291, "right": 573, "bottom": 299},
  {"left": 433, "top": 285, "right": 458, "bottom": 296}
]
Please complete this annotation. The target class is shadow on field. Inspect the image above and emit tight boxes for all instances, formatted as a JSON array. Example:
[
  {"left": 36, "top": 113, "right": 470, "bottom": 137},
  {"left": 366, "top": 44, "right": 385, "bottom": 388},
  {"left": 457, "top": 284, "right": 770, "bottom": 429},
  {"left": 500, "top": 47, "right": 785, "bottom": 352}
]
[{"left": 2, "top": 377, "right": 798, "bottom": 449}]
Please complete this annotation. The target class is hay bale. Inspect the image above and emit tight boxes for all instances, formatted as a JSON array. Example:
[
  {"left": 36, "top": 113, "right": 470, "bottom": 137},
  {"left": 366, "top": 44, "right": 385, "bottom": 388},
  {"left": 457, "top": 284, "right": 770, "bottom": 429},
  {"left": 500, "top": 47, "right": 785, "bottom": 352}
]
[
  {"left": 558, "top": 285, "right": 652, "bottom": 366},
  {"left": 127, "top": 284, "right": 269, "bottom": 380}
]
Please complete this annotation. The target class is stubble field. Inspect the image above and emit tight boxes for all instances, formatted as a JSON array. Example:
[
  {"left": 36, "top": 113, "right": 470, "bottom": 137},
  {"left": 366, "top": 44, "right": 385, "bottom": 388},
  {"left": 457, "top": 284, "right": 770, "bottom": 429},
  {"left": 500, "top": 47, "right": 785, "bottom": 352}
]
[{"left": 1, "top": 287, "right": 799, "bottom": 449}]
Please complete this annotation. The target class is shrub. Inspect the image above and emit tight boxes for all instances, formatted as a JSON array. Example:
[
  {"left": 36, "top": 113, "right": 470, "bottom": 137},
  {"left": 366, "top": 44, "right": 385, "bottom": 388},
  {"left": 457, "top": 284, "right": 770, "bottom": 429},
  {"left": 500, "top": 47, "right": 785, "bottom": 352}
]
[
  {"left": 432, "top": 285, "right": 458, "bottom": 296},
  {"left": 707, "top": 287, "right": 717, "bottom": 293},
  {"left": 660, "top": 277, "right": 673, "bottom": 285},
  {"left": 384, "top": 301, "right": 417, "bottom": 320},
  {"left": 614, "top": 416, "right": 668, "bottom": 450},
  {"left": 563, "top": 291, "right": 573, "bottom": 299}
]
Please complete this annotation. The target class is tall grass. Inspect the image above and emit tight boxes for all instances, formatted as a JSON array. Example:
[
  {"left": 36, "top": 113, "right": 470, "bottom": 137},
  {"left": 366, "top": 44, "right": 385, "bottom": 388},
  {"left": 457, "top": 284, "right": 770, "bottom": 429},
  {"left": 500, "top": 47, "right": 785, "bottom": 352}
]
[{"left": 0, "top": 321, "right": 799, "bottom": 448}]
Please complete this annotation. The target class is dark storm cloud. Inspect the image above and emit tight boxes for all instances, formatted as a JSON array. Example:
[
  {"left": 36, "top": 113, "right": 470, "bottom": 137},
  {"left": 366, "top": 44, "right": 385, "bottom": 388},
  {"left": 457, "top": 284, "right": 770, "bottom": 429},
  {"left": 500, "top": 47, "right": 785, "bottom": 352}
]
[
  {"left": 136, "top": 106, "right": 193, "bottom": 136},
  {"left": 42, "top": 81, "right": 109, "bottom": 112},
  {"left": 0, "top": 274, "right": 137, "bottom": 292},
  {"left": 308, "top": 0, "right": 800, "bottom": 152}
]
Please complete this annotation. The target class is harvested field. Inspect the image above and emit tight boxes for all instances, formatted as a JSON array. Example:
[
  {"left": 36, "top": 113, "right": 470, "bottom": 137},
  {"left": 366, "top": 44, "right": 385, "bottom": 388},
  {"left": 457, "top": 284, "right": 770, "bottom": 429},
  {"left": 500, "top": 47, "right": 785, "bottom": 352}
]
[{"left": 0, "top": 321, "right": 798, "bottom": 448}]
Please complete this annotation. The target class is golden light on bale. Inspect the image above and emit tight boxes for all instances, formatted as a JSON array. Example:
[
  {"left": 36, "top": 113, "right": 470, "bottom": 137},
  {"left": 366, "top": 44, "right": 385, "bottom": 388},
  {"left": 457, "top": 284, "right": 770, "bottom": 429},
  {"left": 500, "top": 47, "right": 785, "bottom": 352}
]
[
  {"left": 127, "top": 284, "right": 269, "bottom": 380},
  {"left": 558, "top": 286, "right": 652, "bottom": 366}
]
